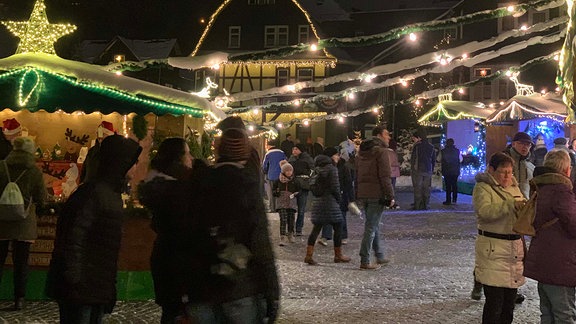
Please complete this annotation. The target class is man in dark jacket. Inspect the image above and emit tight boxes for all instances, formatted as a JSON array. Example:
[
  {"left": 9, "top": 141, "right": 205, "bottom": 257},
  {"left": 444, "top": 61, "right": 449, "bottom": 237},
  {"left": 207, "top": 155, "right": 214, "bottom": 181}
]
[
  {"left": 503, "top": 132, "right": 534, "bottom": 199},
  {"left": 289, "top": 143, "right": 314, "bottom": 235},
  {"left": 410, "top": 129, "right": 436, "bottom": 210},
  {"left": 46, "top": 135, "right": 142, "bottom": 323},
  {"left": 280, "top": 133, "right": 294, "bottom": 159},
  {"left": 439, "top": 138, "right": 461, "bottom": 205},
  {"left": 356, "top": 127, "right": 395, "bottom": 270}
]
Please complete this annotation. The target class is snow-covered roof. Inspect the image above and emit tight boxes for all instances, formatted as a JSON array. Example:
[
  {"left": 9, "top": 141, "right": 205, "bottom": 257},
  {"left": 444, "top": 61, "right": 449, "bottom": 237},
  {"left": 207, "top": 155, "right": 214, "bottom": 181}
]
[
  {"left": 486, "top": 93, "right": 567, "bottom": 123},
  {"left": 0, "top": 53, "right": 225, "bottom": 118},
  {"left": 115, "top": 37, "right": 177, "bottom": 61},
  {"left": 76, "top": 40, "right": 109, "bottom": 63}
]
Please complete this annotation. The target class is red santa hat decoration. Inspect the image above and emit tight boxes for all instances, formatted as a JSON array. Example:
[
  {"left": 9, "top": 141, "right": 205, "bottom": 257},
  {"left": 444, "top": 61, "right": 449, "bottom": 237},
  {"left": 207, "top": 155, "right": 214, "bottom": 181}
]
[
  {"left": 3, "top": 118, "right": 21, "bottom": 136},
  {"left": 97, "top": 121, "right": 115, "bottom": 138}
]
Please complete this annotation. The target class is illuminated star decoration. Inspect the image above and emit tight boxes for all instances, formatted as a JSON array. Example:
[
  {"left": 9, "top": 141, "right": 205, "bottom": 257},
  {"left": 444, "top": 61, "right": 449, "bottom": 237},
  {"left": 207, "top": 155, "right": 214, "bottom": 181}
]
[{"left": 1, "top": 0, "right": 77, "bottom": 55}]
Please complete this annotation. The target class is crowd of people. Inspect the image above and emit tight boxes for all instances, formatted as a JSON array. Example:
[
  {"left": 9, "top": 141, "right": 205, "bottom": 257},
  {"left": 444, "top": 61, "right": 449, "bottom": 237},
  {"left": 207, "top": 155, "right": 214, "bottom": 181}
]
[{"left": 2, "top": 114, "right": 576, "bottom": 323}]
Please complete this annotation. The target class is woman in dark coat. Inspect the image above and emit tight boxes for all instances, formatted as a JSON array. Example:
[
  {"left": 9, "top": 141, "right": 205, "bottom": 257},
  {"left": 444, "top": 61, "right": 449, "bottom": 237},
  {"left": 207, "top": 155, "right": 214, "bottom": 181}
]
[
  {"left": 186, "top": 128, "right": 280, "bottom": 323},
  {"left": 46, "top": 135, "right": 142, "bottom": 324},
  {"left": 0, "top": 137, "right": 46, "bottom": 311},
  {"left": 524, "top": 150, "right": 576, "bottom": 322},
  {"left": 304, "top": 154, "right": 351, "bottom": 265},
  {"left": 138, "top": 137, "right": 206, "bottom": 323}
]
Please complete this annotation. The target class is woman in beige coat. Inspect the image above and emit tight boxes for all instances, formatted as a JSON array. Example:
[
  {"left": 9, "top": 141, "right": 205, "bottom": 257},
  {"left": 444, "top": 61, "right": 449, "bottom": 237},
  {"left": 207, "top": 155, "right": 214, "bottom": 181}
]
[{"left": 472, "top": 152, "right": 526, "bottom": 324}]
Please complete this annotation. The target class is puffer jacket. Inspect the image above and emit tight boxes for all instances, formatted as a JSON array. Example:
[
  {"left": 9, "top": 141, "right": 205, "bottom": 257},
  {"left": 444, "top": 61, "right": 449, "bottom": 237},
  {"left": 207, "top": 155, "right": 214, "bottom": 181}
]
[
  {"left": 473, "top": 172, "right": 525, "bottom": 289},
  {"left": 310, "top": 155, "right": 342, "bottom": 225},
  {"left": 46, "top": 135, "right": 142, "bottom": 308},
  {"left": 355, "top": 139, "right": 394, "bottom": 200},
  {"left": 0, "top": 150, "right": 46, "bottom": 241},
  {"left": 524, "top": 167, "right": 576, "bottom": 287}
]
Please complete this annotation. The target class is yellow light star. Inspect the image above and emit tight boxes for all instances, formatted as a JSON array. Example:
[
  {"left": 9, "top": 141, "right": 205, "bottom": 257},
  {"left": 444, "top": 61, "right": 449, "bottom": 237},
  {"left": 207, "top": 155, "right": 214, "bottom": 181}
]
[{"left": 1, "top": 0, "right": 77, "bottom": 55}]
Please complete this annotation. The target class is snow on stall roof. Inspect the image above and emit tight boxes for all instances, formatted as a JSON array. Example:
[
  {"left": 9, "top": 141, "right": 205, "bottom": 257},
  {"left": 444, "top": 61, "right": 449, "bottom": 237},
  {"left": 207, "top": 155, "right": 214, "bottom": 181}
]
[
  {"left": 168, "top": 51, "right": 230, "bottom": 70},
  {"left": 0, "top": 53, "right": 225, "bottom": 119}
]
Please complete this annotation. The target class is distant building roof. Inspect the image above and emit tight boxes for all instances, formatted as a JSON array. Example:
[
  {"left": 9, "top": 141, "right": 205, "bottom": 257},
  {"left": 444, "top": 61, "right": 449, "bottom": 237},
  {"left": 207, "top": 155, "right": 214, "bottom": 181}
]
[
  {"left": 299, "top": 0, "right": 351, "bottom": 22},
  {"left": 114, "top": 37, "right": 177, "bottom": 61}
]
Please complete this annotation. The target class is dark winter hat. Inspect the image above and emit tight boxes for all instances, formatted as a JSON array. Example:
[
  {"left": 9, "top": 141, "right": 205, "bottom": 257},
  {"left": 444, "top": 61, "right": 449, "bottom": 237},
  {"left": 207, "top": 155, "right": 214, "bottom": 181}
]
[
  {"left": 554, "top": 137, "right": 568, "bottom": 145},
  {"left": 294, "top": 143, "right": 306, "bottom": 152},
  {"left": 217, "top": 128, "right": 251, "bottom": 162},
  {"left": 512, "top": 132, "right": 533, "bottom": 144},
  {"left": 322, "top": 146, "right": 339, "bottom": 158},
  {"left": 216, "top": 116, "right": 246, "bottom": 131}
]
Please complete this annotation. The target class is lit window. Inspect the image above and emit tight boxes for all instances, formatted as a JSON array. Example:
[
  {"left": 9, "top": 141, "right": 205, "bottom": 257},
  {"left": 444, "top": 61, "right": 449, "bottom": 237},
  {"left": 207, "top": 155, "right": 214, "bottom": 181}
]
[
  {"left": 474, "top": 68, "right": 491, "bottom": 77},
  {"left": 229, "top": 26, "right": 241, "bottom": 48},
  {"left": 114, "top": 54, "right": 125, "bottom": 63}
]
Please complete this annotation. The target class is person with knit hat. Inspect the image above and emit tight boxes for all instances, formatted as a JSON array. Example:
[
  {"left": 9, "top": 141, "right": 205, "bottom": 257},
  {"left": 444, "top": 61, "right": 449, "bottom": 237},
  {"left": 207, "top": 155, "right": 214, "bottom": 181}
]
[
  {"left": 190, "top": 128, "right": 280, "bottom": 323},
  {"left": 0, "top": 137, "right": 47, "bottom": 311},
  {"left": 80, "top": 121, "right": 116, "bottom": 184},
  {"left": 289, "top": 142, "right": 314, "bottom": 235},
  {"left": 273, "top": 160, "right": 299, "bottom": 245},
  {"left": 304, "top": 147, "right": 351, "bottom": 265}
]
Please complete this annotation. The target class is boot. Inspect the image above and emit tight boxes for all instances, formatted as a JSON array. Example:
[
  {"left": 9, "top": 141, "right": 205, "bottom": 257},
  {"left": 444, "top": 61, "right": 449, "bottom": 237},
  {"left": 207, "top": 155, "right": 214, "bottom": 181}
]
[
  {"left": 304, "top": 245, "right": 318, "bottom": 265},
  {"left": 13, "top": 297, "right": 24, "bottom": 311},
  {"left": 287, "top": 233, "right": 295, "bottom": 243},
  {"left": 279, "top": 235, "right": 286, "bottom": 246},
  {"left": 334, "top": 247, "right": 351, "bottom": 263}
]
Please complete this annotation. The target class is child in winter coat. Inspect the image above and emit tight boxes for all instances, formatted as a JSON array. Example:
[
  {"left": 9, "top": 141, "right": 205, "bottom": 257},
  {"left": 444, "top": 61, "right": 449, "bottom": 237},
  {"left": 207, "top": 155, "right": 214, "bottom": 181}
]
[{"left": 273, "top": 160, "right": 299, "bottom": 246}]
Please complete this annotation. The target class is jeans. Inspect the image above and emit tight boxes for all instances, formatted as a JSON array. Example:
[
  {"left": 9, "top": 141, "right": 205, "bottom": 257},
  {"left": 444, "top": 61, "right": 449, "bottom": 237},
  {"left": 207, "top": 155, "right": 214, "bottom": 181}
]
[
  {"left": 412, "top": 172, "right": 432, "bottom": 209},
  {"left": 295, "top": 189, "right": 309, "bottom": 233},
  {"left": 482, "top": 285, "right": 517, "bottom": 324},
  {"left": 443, "top": 174, "right": 458, "bottom": 203},
  {"left": 264, "top": 179, "right": 277, "bottom": 211},
  {"left": 358, "top": 199, "right": 385, "bottom": 264},
  {"left": 185, "top": 295, "right": 267, "bottom": 324},
  {"left": 307, "top": 222, "right": 343, "bottom": 247},
  {"left": 0, "top": 240, "right": 31, "bottom": 299},
  {"left": 58, "top": 303, "right": 105, "bottom": 324},
  {"left": 538, "top": 282, "right": 576, "bottom": 324}
]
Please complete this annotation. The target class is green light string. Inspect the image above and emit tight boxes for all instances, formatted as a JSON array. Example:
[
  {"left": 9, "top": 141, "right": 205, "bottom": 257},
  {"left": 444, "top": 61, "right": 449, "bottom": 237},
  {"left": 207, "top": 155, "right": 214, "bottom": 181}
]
[
  {"left": 18, "top": 68, "right": 41, "bottom": 106},
  {"left": 228, "top": 0, "right": 564, "bottom": 61},
  {"left": 1, "top": 67, "right": 206, "bottom": 117},
  {"left": 559, "top": 0, "right": 575, "bottom": 121}
]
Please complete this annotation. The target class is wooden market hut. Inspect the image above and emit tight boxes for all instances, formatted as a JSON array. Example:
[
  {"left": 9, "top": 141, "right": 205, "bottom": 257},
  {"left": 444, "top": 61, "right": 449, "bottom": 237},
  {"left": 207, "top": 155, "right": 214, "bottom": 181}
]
[
  {"left": 418, "top": 96, "right": 495, "bottom": 192},
  {"left": 485, "top": 92, "right": 568, "bottom": 160},
  {"left": 0, "top": 52, "right": 224, "bottom": 301}
]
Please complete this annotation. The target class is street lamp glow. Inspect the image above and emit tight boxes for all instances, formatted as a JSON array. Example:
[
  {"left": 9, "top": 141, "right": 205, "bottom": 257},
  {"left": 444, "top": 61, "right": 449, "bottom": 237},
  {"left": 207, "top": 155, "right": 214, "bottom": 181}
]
[
  {"left": 310, "top": 44, "right": 318, "bottom": 51},
  {"left": 408, "top": 33, "right": 417, "bottom": 42},
  {"left": 252, "top": 108, "right": 259, "bottom": 115},
  {"left": 507, "top": 5, "right": 515, "bottom": 12}
]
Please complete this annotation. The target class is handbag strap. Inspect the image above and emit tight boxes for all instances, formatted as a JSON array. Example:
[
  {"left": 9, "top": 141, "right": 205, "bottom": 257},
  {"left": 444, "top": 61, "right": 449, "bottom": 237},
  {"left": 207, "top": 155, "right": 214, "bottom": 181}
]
[{"left": 3, "top": 160, "right": 27, "bottom": 183}]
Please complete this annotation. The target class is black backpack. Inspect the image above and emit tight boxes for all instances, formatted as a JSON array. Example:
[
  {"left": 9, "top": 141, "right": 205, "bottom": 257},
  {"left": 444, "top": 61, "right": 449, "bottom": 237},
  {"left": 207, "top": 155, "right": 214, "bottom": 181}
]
[{"left": 309, "top": 167, "right": 328, "bottom": 197}]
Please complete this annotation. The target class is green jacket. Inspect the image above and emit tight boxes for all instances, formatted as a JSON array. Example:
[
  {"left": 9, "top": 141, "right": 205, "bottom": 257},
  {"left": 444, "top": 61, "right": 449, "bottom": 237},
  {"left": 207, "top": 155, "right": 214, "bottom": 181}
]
[{"left": 0, "top": 150, "right": 46, "bottom": 240}]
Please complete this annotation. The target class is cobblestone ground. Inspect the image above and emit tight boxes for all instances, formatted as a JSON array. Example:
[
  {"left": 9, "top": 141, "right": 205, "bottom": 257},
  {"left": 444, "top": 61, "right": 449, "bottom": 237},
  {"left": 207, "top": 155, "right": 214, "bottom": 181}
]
[{"left": 0, "top": 191, "right": 541, "bottom": 323}]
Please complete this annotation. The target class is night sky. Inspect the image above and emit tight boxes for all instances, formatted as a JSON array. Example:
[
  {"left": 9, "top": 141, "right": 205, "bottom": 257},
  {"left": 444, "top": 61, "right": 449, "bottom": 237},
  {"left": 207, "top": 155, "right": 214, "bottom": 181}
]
[{"left": 0, "top": 0, "right": 221, "bottom": 57}]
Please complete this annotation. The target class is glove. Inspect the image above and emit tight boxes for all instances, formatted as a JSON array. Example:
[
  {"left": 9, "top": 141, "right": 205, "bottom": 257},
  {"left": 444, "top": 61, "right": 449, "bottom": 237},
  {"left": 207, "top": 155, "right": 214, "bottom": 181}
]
[
  {"left": 379, "top": 198, "right": 393, "bottom": 207},
  {"left": 266, "top": 298, "right": 279, "bottom": 323}
]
